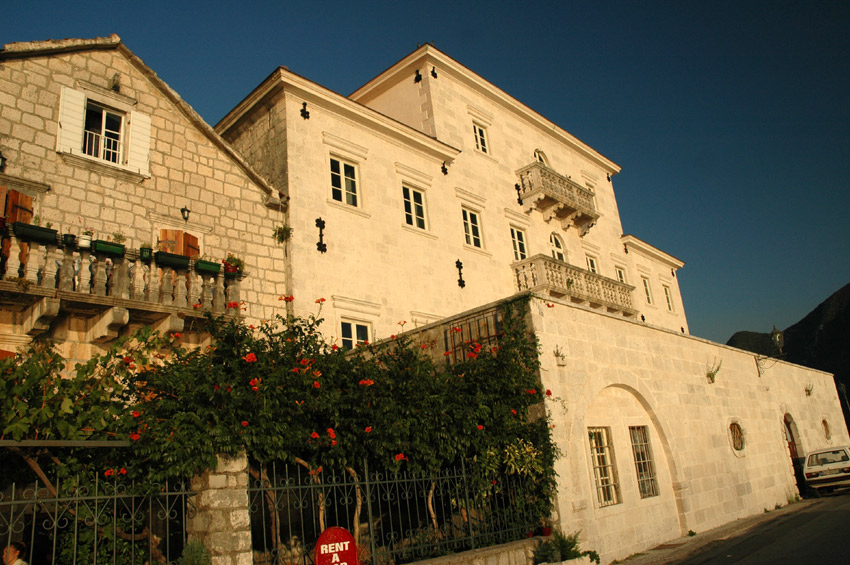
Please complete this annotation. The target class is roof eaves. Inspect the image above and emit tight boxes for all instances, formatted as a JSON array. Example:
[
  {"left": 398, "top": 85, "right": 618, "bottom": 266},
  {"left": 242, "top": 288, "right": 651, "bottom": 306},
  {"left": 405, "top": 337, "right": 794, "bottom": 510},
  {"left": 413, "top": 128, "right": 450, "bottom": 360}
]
[{"left": 621, "top": 234, "right": 685, "bottom": 268}]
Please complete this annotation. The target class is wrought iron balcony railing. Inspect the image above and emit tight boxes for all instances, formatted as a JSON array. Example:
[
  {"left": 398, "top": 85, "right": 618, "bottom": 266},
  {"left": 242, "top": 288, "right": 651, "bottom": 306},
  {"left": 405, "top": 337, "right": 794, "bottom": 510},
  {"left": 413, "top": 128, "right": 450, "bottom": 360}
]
[
  {"left": 0, "top": 231, "right": 242, "bottom": 340},
  {"left": 513, "top": 254, "right": 637, "bottom": 317},
  {"left": 516, "top": 162, "right": 599, "bottom": 236}
]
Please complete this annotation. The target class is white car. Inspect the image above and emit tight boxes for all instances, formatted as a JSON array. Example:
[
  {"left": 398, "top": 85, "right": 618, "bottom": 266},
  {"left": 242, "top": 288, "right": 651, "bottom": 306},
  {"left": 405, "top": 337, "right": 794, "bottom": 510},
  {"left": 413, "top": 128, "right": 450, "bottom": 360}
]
[{"left": 803, "top": 446, "right": 850, "bottom": 494}]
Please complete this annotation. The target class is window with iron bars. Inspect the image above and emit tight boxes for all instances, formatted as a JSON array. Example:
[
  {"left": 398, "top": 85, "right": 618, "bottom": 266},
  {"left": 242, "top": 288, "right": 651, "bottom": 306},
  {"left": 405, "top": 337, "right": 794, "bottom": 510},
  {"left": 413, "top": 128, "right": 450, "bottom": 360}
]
[
  {"left": 442, "top": 308, "right": 504, "bottom": 364},
  {"left": 629, "top": 425, "right": 659, "bottom": 498},
  {"left": 588, "top": 427, "right": 620, "bottom": 507}
]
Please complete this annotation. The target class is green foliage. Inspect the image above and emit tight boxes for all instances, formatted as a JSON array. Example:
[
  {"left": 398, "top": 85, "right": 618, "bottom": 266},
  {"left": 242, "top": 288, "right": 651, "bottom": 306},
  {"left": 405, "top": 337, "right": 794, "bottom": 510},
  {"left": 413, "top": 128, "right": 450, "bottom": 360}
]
[
  {"left": 177, "top": 539, "right": 211, "bottom": 565},
  {"left": 533, "top": 531, "right": 600, "bottom": 564}
]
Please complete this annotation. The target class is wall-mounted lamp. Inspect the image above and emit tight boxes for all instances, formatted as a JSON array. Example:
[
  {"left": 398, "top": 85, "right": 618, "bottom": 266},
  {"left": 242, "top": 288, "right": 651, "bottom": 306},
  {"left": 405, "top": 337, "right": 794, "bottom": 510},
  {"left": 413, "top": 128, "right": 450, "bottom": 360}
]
[
  {"left": 441, "top": 162, "right": 448, "bottom": 175},
  {"left": 607, "top": 173, "right": 611, "bottom": 182},
  {"left": 0, "top": 151, "right": 6, "bottom": 173},
  {"left": 514, "top": 183, "right": 523, "bottom": 205},
  {"left": 414, "top": 69, "right": 422, "bottom": 83},
  {"left": 431, "top": 66, "right": 438, "bottom": 78},
  {"left": 456, "top": 259, "right": 465, "bottom": 288},
  {"left": 180, "top": 205, "right": 190, "bottom": 222},
  {"left": 301, "top": 102, "right": 310, "bottom": 119},
  {"left": 316, "top": 218, "right": 327, "bottom": 253}
]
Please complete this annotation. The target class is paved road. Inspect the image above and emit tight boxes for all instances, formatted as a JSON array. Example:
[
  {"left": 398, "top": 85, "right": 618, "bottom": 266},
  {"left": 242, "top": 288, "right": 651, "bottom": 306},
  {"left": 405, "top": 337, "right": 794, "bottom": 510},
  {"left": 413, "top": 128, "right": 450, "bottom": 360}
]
[{"left": 623, "top": 491, "right": 850, "bottom": 564}]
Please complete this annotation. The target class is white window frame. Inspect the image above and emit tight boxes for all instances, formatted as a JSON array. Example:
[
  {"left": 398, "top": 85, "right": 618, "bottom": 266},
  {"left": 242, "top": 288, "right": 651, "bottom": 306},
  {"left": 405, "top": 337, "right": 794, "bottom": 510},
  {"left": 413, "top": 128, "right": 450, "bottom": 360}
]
[
  {"left": 330, "top": 156, "right": 359, "bottom": 207},
  {"left": 472, "top": 123, "right": 489, "bottom": 154},
  {"left": 462, "top": 207, "right": 483, "bottom": 248},
  {"left": 550, "top": 233, "right": 566, "bottom": 262},
  {"left": 341, "top": 319, "right": 371, "bottom": 350},
  {"left": 663, "top": 285, "right": 674, "bottom": 312},
  {"left": 642, "top": 277, "right": 653, "bottom": 305},
  {"left": 402, "top": 185, "right": 428, "bottom": 230},
  {"left": 586, "top": 255, "right": 598, "bottom": 274},
  {"left": 615, "top": 267, "right": 627, "bottom": 284},
  {"left": 629, "top": 426, "right": 659, "bottom": 499},
  {"left": 510, "top": 227, "right": 527, "bottom": 261},
  {"left": 83, "top": 101, "right": 124, "bottom": 164},
  {"left": 588, "top": 427, "right": 620, "bottom": 507}
]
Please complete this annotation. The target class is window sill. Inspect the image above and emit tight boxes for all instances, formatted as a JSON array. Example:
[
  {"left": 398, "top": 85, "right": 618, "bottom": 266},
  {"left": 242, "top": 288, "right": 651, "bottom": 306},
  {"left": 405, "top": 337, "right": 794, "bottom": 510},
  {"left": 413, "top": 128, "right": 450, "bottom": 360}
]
[
  {"left": 326, "top": 199, "right": 371, "bottom": 219},
  {"left": 59, "top": 151, "right": 149, "bottom": 182},
  {"left": 400, "top": 224, "right": 438, "bottom": 240},
  {"left": 462, "top": 244, "right": 492, "bottom": 258}
]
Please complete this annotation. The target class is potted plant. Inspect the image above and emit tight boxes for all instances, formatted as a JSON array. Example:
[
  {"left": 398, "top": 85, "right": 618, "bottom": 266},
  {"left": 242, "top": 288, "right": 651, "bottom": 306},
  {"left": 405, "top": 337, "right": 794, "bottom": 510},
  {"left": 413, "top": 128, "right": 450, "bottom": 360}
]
[
  {"left": 79, "top": 227, "right": 94, "bottom": 249},
  {"left": 62, "top": 232, "right": 77, "bottom": 248},
  {"left": 139, "top": 242, "right": 153, "bottom": 262},
  {"left": 92, "top": 230, "right": 126, "bottom": 257},
  {"left": 273, "top": 225, "right": 293, "bottom": 244},
  {"left": 222, "top": 253, "right": 244, "bottom": 278},
  {"left": 13, "top": 215, "right": 58, "bottom": 245},
  {"left": 193, "top": 254, "right": 221, "bottom": 275},
  {"left": 154, "top": 241, "right": 190, "bottom": 269}
]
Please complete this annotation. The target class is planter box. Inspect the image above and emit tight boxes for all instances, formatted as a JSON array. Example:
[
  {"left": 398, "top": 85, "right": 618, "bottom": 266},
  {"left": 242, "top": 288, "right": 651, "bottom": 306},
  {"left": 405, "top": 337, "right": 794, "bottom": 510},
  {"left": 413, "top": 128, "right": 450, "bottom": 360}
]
[
  {"left": 154, "top": 251, "right": 190, "bottom": 269},
  {"left": 62, "top": 233, "right": 77, "bottom": 248},
  {"left": 13, "top": 222, "right": 58, "bottom": 245},
  {"left": 92, "top": 239, "right": 126, "bottom": 257},
  {"left": 195, "top": 259, "right": 221, "bottom": 275},
  {"left": 139, "top": 247, "right": 153, "bottom": 262}
]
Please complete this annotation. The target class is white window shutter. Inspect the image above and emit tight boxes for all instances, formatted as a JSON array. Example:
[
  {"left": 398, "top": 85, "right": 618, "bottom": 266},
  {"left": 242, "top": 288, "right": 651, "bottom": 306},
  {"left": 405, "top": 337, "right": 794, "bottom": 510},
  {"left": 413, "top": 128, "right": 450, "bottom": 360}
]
[
  {"left": 126, "top": 111, "right": 151, "bottom": 176},
  {"left": 56, "top": 86, "right": 85, "bottom": 155}
]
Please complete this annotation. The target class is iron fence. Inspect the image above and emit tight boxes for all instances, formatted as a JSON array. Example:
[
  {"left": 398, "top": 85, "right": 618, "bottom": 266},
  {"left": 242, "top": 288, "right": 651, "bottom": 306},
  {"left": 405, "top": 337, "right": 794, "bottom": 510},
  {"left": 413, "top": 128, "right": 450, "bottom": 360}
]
[
  {"left": 0, "top": 474, "right": 194, "bottom": 564},
  {"left": 249, "top": 460, "right": 541, "bottom": 565}
]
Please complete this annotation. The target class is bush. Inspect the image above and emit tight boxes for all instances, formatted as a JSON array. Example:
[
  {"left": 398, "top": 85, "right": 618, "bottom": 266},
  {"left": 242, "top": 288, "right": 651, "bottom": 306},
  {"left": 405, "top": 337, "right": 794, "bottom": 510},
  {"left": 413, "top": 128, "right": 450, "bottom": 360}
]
[{"left": 533, "top": 531, "right": 600, "bottom": 564}]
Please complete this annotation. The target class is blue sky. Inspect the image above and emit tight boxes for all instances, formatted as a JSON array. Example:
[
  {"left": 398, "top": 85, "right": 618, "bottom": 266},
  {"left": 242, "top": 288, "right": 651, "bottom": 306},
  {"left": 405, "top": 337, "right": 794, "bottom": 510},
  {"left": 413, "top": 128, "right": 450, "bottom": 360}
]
[{"left": 5, "top": 1, "right": 849, "bottom": 343}]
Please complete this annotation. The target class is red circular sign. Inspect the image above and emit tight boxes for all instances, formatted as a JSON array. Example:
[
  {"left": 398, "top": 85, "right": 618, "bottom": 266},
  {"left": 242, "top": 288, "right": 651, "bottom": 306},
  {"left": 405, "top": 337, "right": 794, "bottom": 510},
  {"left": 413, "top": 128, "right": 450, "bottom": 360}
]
[{"left": 315, "top": 526, "right": 359, "bottom": 565}]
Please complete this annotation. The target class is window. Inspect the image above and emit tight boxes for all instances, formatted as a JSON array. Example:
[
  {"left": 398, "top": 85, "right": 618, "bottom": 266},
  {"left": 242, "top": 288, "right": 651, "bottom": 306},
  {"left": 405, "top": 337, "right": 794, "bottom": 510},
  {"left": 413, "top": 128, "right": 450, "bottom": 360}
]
[
  {"left": 330, "top": 157, "right": 358, "bottom": 207},
  {"left": 462, "top": 208, "right": 482, "bottom": 248},
  {"left": 730, "top": 423, "right": 745, "bottom": 451},
  {"left": 510, "top": 227, "right": 527, "bottom": 261},
  {"left": 641, "top": 277, "right": 653, "bottom": 305},
  {"left": 615, "top": 267, "right": 626, "bottom": 284},
  {"left": 663, "top": 285, "right": 674, "bottom": 311},
  {"left": 56, "top": 86, "right": 151, "bottom": 175},
  {"left": 473, "top": 123, "right": 489, "bottom": 154},
  {"left": 629, "top": 426, "right": 659, "bottom": 498},
  {"left": 83, "top": 102, "right": 123, "bottom": 163},
  {"left": 586, "top": 255, "right": 598, "bottom": 274},
  {"left": 402, "top": 186, "right": 427, "bottom": 229},
  {"left": 341, "top": 321, "right": 370, "bottom": 350},
  {"left": 550, "top": 233, "right": 565, "bottom": 262},
  {"left": 588, "top": 427, "right": 620, "bottom": 506}
]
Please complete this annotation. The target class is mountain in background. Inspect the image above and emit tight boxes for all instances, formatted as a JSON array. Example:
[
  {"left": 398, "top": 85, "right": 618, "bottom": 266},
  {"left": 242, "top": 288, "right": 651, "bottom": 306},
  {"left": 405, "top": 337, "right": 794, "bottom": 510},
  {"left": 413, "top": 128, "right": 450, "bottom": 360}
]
[{"left": 727, "top": 282, "right": 850, "bottom": 424}]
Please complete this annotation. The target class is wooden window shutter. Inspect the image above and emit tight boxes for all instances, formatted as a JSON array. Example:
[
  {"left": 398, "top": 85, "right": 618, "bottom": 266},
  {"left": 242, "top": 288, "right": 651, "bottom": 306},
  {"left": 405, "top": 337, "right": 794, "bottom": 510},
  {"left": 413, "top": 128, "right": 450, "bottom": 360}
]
[
  {"left": 159, "top": 229, "right": 183, "bottom": 254},
  {"left": 126, "top": 111, "right": 151, "bottom": 175},
  {"left": 3, "top": 189, "right": 34, "bottom": 263},
  {"left": 183, "top": 233, "right": 200, "bottom": 258}
]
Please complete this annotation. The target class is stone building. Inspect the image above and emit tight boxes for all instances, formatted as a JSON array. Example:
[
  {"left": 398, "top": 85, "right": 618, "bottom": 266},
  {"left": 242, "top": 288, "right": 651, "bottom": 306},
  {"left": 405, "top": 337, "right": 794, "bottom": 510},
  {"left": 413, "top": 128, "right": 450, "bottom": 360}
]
[{"left": 1, "top": 37, "right": 847, "bottom": 563}]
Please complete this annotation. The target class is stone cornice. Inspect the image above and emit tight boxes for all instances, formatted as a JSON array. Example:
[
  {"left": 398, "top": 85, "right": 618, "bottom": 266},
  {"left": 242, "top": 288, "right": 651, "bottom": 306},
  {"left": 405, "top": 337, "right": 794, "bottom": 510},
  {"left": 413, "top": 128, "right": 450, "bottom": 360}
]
[{"left": 622, "top": 234, "right": 684, "bottom": 269}]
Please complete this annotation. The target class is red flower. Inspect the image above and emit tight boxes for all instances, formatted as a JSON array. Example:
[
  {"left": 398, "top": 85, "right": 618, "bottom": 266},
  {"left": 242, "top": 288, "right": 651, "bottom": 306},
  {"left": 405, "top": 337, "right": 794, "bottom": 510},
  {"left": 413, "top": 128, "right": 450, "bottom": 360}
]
[
  {"left": 477, "top": 425, "right": 484, "bottom": 430},
  {"left": 390, "top": 334, "right": 396, "bottom": 340},
  {"left": 526, "top": 389, "right": 537, "bottom": 395},
  {"left": 365, "top": 426, "right": 372, "bottom": 433},
  {"left": 119, "top": 467, "right": 127, "bottom": 475},
  {"left": 420, "top": 344, "right": 427, "bottom": 349},
  {"left": 359, "top": 379, "right": 374, "bottom": 386},
  {"left": 313, "top": 381, "right": 321, "bottom": 389},
  {"left": 104, "top": 469, "right": 114, "bottom": 477},
  {"left": 130, "top": 432, "right": 141, "bottom": 441},
  {"left": 170, "top": 332, "right": 182, "bottom": 339},
  {"left": 131, "top": 410, "right": 141, "bottom": 418},
  {"left": 280, "top": 295, "right": 294, "bottom": 302},
  {"left": 300, "top": 358, "right": 310, "bottom": 366},
  {"left": 395, "top": 453, "right": 408, "bottom": 461},
  {"left": 315, "top": 297, "right": 326, "bottom": 304},
  {"left": 451, "top": 326, "right": 462, "bottom": 334},
  {"left": 327, "top": 428, "right": 336, "bottom": 439},
  {"left": 214, "top": 384, "right": 220, "bottom": 390},
  {"left": 331, "top": 440, "right": 338, "bottom": 446},
  {"left": 249, "top": 378, "right": 259, "bottom": 387},
  {"left": 291, "top": 367, "right": 301, "bottom": 373},
  {"left": 227, "top": 386, "right": 232, "bottom": 393},
  {"left": 511, "top": 409, "right": 518, "bottom": 415},
  {"left": 193, "top": 303, "right": 202, "bottom": 309},
  {"left": 123, "top": 356, "right": 133, "bottom": 364},
  {"left": 545, "top": 389, "right": 552, "bottom": 396},
  {"left": 492, "top": 480, "right": 498, "bottom": 485},
  {"left": 444, "top": 351, "right": 451, "bottom": 356},
  {"left": 313, "top": 370, "right": 322, "bottom": 377},
  {"left": 331, "top": 344, "right": 339, "bottom": 351},
  {"left": 251, "top": 387, "right": 259, "bottom": 392},
  {"left": 241, "top": 421, "right": 249, "bottom": 427},
  {"left": 467, "top": 352, "right": 478, "bottom": 359},
  {"left": 243, "top": 352, "right": 257, "bottom": 363},
  {"left": 546, "top": 302, "right": 555, "bottom": 308},
  {"left": 226, "top": 301, "right": 239, "bottom": 309},
  {"left": 311, "top": 432, "right": 320, "bottom": 439}
]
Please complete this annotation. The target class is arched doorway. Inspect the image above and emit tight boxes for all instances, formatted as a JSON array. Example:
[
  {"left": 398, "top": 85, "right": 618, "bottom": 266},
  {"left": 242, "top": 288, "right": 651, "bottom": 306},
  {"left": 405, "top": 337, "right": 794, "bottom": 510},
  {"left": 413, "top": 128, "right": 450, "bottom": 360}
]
[{"left": 784, "top": 413, "right": 806, "bottom": 495}]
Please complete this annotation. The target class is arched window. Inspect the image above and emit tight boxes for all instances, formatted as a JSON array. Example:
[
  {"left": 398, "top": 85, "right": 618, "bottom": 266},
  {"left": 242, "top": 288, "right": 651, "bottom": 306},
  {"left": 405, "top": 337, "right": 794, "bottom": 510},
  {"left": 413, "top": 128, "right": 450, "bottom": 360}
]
[
  {"left": 533, "top": 149, "right": 548, "bottom": 166},
  {"left": 730, "top": 423, "right": 745, "bottom": 451},
  {"left": 549, "top": 233, "right": 565, "bottom": 262}
]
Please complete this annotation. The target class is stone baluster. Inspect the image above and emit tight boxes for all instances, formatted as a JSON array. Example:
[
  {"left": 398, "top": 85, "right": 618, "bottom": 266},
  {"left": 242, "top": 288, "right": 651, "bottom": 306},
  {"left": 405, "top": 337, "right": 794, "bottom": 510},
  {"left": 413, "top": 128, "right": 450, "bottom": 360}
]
[
  {"left": 148, "top": 265, "right": 161, "bottom": 303},
  {"left": 174, "top": 267, "right": 188, "bottom": 309},
  {"left": 200, "top": 273, "right": 214, "bottom": 309},
  {"left": 161, "top": 268, "right": 174, "bottom": 306},
  {"left": 78, "top": 251, "right": 92, "bottom": 294},
  {"left": 225, "top": 276, "right": 241, "bottom": 315},
  {"left": 59, "top": 246, "right": 75, "bottom": 291},
  {"left": 213, "top": 275, "right": 225, "bottom": 313},
  {"left": 131, "top": 258, "right": 146, "bottom": 300},
  {"left": 92, "top": 255, "right": 107, "bottom": 296},
  {"left": 5, "top": 233, "right": 23, "bottom": 279},
  {"left": 40, "top": 242, "right": 59, "bottom": 288},
  {"left": 112, "top": 257, "right": 130, "bottom": 299},
  {"left": 24, "top": 241, "right": 41, "bottom": 284}
]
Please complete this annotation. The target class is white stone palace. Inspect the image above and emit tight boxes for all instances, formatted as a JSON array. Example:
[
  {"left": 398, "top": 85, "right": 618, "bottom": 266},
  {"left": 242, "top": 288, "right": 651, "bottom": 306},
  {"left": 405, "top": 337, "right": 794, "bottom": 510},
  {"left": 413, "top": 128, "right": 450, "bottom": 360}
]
[{"left": 1, "top": 36, "right": 846, "bottom": 562}]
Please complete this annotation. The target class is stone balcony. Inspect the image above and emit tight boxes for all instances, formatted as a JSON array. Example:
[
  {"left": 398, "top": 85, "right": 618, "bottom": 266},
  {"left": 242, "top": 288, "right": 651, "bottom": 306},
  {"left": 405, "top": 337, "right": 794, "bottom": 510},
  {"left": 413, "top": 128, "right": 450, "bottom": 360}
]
[
  {"left": 513, "top": 254, "right": 637, "bottom": 317},
  {"left": 516, "top": 162, "right": 599, "bottom": 236},
  {"left": 0, "top": 232, "right": 242, "bottom": 343}
]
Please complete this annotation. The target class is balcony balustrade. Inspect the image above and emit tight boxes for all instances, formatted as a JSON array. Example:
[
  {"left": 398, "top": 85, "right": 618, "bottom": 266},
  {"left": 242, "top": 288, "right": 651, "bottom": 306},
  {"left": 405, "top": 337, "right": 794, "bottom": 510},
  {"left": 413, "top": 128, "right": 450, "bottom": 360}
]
[
  {"left": 513, "top": 254, "right": 637, "bottom": 317},
  {"left": 516, "top": 162, "right": 599, "bottom": 236},
  {"left": 0, "top": 231, "right": 241, "bottom": 341}
]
